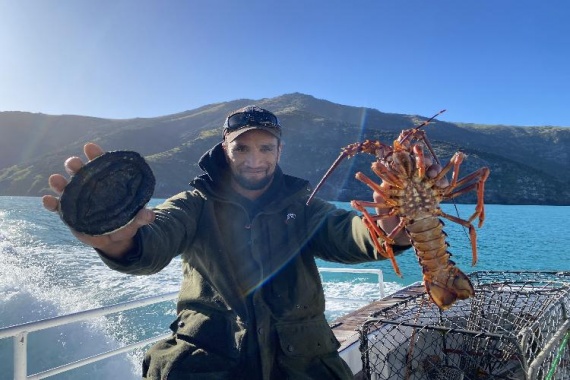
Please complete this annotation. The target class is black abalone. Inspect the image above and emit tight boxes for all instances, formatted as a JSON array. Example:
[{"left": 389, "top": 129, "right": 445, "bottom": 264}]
[{"left": 59, "top": 151, "right": 155, "bottom": 235}]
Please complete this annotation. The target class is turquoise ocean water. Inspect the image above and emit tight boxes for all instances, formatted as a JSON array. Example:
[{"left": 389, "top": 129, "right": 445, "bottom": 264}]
[{"left": 0, "top": 196, "right": 568, "bottom": 379}]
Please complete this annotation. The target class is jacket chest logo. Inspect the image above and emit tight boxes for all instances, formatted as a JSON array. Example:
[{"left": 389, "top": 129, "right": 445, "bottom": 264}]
[{"left": 285, "top": 213, "right": 296, "bottom": 224}]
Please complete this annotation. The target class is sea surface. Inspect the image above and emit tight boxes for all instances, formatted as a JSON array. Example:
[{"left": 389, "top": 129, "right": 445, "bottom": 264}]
[{"left": 0, "top": 196, "right": 568, "bottom": 379}]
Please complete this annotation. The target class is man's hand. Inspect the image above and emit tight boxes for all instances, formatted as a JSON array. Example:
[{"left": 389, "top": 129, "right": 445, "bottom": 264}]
[{"left": 42, "top": 143, "right": 155, "bottom": 259}]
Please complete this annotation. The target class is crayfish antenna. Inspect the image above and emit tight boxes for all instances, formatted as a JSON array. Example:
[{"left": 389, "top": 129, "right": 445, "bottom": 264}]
[{"left": 306, "top": 152, "right": 349, "bottom": 205}]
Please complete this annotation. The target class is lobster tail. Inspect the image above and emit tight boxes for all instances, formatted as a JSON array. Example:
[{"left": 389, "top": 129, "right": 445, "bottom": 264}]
[{"left": 424, "top": 266, "right": 475, "bottom": 310}]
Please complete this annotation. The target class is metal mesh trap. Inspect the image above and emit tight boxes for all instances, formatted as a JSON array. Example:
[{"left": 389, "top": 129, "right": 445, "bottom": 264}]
[{"left": 359, "top": 271, "right": 570, "bottom": 380}]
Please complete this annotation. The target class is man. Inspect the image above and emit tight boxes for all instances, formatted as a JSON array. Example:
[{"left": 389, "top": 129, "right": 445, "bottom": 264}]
[{"left": 43, "top": 105, "right": 414, "bottom": 379}]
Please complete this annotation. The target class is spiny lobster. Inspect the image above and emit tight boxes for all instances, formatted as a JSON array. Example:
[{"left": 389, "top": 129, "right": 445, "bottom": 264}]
[{"left": 307, "top": 110, "right": 490, "bottom": 310}]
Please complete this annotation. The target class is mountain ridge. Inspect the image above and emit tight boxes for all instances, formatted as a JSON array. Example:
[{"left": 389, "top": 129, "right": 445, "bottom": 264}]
[{"left": 1, "top": 93, "right": 568, "bottom": 205}]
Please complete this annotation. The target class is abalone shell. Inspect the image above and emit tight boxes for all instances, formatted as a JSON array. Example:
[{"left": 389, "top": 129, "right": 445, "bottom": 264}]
[{"left": 59, "top": 151, "right": 155, "bottom": 235}]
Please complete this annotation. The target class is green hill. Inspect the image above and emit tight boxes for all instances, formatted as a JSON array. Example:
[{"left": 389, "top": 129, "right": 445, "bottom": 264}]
[{"left": 1, "top": 93, "right": 569, "bottom": 205}]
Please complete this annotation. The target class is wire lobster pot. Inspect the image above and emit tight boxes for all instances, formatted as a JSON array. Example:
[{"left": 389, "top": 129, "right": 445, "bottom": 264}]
[{"left": 359, "top": 271, "right": 570, "bottom": 380}]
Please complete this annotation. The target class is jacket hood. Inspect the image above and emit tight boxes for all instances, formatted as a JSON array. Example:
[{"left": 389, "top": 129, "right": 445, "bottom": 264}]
[
  {"left": 196, "top": 142, "right": 228, "bottom": 184},
  {"left": 190, "top": 142, "right": 310, "bottom": 203}
]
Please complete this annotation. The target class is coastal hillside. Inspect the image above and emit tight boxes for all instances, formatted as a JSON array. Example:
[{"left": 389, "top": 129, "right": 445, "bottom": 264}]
[{"left": 1, "top": 93, "right": 569, "bottom": 205}]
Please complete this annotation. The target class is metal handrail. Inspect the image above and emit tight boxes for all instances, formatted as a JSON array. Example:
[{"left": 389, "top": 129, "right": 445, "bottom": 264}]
[
  {"left": 1, "top": 292, "right": 178, "bottom": 380},
  {"left": 1, "top": 268, "right": 384, "bottom": 379}
]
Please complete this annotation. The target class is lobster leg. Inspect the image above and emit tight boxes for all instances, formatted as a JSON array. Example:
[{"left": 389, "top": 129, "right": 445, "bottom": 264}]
[
  {"left": 431, "top": 152, "right": 461, "bottom": 185},
  {"left": 412, "top": 144, "right": 427, "bottom": 179},
  {"left": 370, "top": 163, "right": 406, "bottom": 189},
  {"left": 351, "top": 200, "right": 395, "bottom": 245},
  {"left": 352, "top": 200, "right": 394, "bottom": 212},
  {"left": 474, "top": 167, "right": 490, "bottom": 227},
  {"left": 444, "top": 182, "right": 483, "bottom": 224},
  {"left": 444, "top": 167, "right": 490, "bottom": 227},
  {"left": 352, "top": 200, "right": 403, "bottom": 277},
  {"left": 437, "top": 209, "right": 478, "bottom": 266},
  {"left": 354, "top": 172, "right": 401, "bottom": 207}
]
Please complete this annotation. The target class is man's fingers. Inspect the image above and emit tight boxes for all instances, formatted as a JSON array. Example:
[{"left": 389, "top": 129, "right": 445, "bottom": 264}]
[
  {"left": 42, "top": 195, "right": 59, "bottom": 212},
  {"left": 70, "top": 229, "right": 108, "bottom": 248},
  {"left": 426, "top": 164, "right": 442, "bottom": 178},
  {"left": 423, "top": 156, "right": 433, "bottom": 168},
  {"left": 48, "top": 174, "right": 68, "bottom": 194},
  {"left": 84, "top": 143, "right": 105, "bottom": 161},
  {"left": 134, "top": 208, "right": 156, "bottom": 226},
  {"left": 60, "top": 143, "right": 105, "bottom": 181},
  {"left": 108, "top": 208, "right": 155, "bottom": 243},
  {"left": 64, "top": 156, "right": 84, "bottom": 176},
  {"left": 426, "top": 163, "right": 450, "bottom": 187}
]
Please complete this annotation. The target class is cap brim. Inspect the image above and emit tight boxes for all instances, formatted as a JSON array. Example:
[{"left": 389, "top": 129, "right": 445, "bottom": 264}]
[{"left": 224, "top": 126, "right": 281, "bottom": 142}]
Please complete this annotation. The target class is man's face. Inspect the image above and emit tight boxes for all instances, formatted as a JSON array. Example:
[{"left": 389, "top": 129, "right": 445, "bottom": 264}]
[{"left": 223, "top": 129, "right": 282, "bottom": 193}]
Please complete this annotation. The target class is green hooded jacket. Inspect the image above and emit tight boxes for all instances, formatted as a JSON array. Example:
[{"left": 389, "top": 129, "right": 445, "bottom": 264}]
[{"left": 99, "top": 143, "right": 406, "bottom": 379}]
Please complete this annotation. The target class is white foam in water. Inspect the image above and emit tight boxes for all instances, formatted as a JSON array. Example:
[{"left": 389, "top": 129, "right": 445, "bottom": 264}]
[{"left": 323, "top": 278, "right": 403, "bottom": 321}]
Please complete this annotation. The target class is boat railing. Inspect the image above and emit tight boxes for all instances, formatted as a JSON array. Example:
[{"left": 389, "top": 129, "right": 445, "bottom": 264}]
[{"left": 0, "top": 267, "right": 384, "bottom": 380}]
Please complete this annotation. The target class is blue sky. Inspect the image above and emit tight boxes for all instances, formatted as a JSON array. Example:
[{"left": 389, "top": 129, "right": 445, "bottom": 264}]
[{"left": 1, "top": 0, "right": 569, "bottom": 126}]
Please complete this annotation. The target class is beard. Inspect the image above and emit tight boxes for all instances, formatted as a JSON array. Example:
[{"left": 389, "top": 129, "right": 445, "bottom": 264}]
[{"left": 231, "top": 171, "right": 274, "bottom": 191}]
